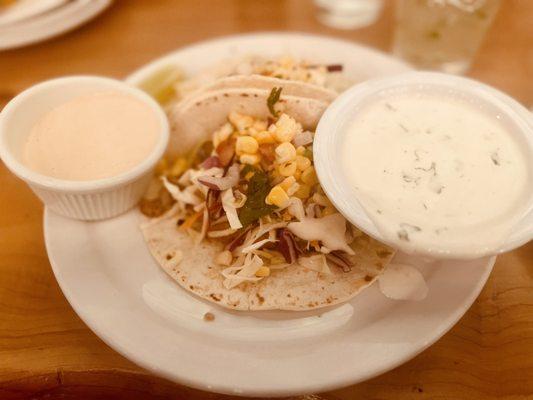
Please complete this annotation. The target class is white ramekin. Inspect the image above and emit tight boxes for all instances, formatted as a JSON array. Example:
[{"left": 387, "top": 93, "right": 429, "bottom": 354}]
[
  {"left": 0, "top": 76, "right": 169, "bottom": 221},
  {"left": 314, "top": 71, "right": 533, "bottom": 259}
]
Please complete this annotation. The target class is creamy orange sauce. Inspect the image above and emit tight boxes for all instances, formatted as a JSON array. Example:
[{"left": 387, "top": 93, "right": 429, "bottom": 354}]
[{"left": 24, "top": 91, "right": 160, "bottom": 181}]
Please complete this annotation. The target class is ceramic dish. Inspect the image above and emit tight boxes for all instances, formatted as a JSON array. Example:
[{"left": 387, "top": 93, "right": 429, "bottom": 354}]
[
  {"left": 44, "top": 33, "right": 494, "bottom": 397},
  {"left": 314, "top": 71, "right": 533, "bottom": 259},
  {"left": 0, "top": 76, "right": 169, "bottom": 220},
  {"left": 0, "top": 0, "right": 112, "bottom": 51}
]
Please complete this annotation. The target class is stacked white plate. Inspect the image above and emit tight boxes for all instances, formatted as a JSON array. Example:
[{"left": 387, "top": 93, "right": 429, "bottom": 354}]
[{"left": 0, "top": 0, "right": 112, "bottom": 51}]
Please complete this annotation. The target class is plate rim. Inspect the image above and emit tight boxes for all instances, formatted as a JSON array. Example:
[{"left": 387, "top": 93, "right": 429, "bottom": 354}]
[
  {"left": 0, "top": 0, "right": 113, "bottom": 51},
  {"left": 44, "top": 32, "right": 495, "bottom": 397},
  {"left": 125, "top": 31, "right": 412, "bottom": 84}
]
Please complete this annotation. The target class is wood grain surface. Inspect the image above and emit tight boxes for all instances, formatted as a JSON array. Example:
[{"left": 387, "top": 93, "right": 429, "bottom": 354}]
[{"left": 0, "top": 1, "right": 532, "bottom": 399}]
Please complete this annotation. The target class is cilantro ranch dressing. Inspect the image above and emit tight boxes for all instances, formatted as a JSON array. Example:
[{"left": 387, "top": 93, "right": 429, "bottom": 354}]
[
  {"left": 342, "top": 91, "right": 532, "bottom": 257},
  {"left": 24, "top": 91, "right": 160, "bottom": 181}
]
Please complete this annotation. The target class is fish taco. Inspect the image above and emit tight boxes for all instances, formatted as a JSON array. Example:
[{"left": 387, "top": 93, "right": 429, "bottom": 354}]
[{"left": 140, "top": 79, "right": 394, "bottom": 311}]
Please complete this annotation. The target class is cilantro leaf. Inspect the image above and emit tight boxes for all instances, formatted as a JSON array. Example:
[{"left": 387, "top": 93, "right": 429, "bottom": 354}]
[
  {"left": 238, "top": 167, "right": 276, "bottom": 227},
  {"left": 267, "top": 87, "right": 282, "bottom": 118}
]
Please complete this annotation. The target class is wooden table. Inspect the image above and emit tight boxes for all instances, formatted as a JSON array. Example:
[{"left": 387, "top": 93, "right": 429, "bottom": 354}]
[{"left": 1, "top": 1, "right": 532, "bottom": 399}]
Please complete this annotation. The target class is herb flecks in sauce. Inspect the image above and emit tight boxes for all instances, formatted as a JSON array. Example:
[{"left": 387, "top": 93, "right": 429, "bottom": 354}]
[
  {"left": 402, "top": 173, "right": 414, "bottom": 183},
  {"left": 385, "top": 103, "right": 397, "bottom": 112},
  {"left": 401, "top": 172, "right": 421, "bottom": 187},
  {"left": 343, "top": 92, "right": 530, "bottom": 256},
  {"left": 400, "top": 223, "right": 422, "bottom": 232},
  {"left": 397, "top": 229, "right": 410, "bottom": 242},
  {"left": 397, "top": 222, "right": 422, "bottom": 242},
  {"left": 491, "top": 151, "right": 501, "bottom": 166},
  {"left": 415, "top": 161, "right": 437, "bottom": 176}
]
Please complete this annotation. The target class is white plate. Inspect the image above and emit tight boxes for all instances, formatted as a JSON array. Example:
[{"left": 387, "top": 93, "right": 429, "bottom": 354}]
[
  {"left": 0, "top": 0, "right": 112, "bottom": 51},
  {"left": 0, "top": 0, "right": 67, "bottom": 27},
  {"left": 44, "top": 33, "right": 494, "bottom": 397}
]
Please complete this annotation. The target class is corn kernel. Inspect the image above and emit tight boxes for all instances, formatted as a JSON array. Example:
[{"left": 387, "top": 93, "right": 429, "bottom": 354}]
[
  {"left": 296, "top": 146, "right": 306, "bottom": 155},
  {"left": 301, "top": 166, "right": 318, "bottom": 185},
  {"left": 277, "top": 161, "right": 297, "bottom": 177},
  {"left": 279, "top": 176, "right": 296, "bottom": 192},
  {"left": 155, "top": 158, "right": 168, "bottom": 175},
  {"left": 255, "top": 266, "right": 271, "bottom": 277},
  {"left": 275, "top": 142, "right": 297, "bottom": 164},
  {"left": 295, "top": 155, "right": 311, "bottom": 171},
  {"left": 236, "top": 136, "right": 259, "bottom": 154},
  {"left": 229, "top": 111, "right": 254, "bottom": 132},
  {"left": 169, "top": 157, "right": 188, "bottom": 177},
  {"left": 266, "top": 185, "right": 290, "bottom": 208},
  {"left": 254, "top": 130, "right": 275, "bottom": 144},
  {"left": 240, "top": 154, "right": 260, "bottom": 165},
  {"left": 294, "top": 184, "right": 311, "bottom": 199},
  {"left": 287, "top": 183, "right": 300, "bottom": 196},
  {"left": 272, "top": 113, "right": 302, "bottom": 142},
  {"left": 279, "top": 176, "right": 300, "bottom": 196},
  {"left": 215, "top": 250, "right": 233, "bottom": 266}
]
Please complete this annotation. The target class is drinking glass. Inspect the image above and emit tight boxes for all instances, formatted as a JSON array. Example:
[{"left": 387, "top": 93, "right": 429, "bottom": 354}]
[
  {"left": 393, "top": 0, "right": 501, "bottom": 74},
  {"left": 314, "top": 0, "right": 384, "bottom": 29}
]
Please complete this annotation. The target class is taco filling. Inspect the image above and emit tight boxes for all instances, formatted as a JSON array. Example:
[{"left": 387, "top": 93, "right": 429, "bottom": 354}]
[{"left": 141, "top": 88, "right": 393, "bottom": 295}]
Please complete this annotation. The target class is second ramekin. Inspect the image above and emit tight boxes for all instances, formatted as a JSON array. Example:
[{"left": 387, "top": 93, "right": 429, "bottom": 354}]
[{"left": 314, "top": 71, "right": 533, "bottom": 259}]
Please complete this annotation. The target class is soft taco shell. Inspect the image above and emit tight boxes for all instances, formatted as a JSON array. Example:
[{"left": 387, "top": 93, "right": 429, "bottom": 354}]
[
  {"left": 176, "top": 55, "right": 336, "bottom": 97},
  {"left": 166, "top": 87, "right": 329, "bottom": 158},
  {"left": 185, "top": 74, "right": 337, "bottom": 103},
  {"left": 142, "top": 216, "right": 395, "bottom": 311}
]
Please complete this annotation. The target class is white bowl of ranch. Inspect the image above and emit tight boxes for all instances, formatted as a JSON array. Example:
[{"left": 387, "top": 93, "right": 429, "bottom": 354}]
[
  {"left": 314, "top": 72, "right": 533, "bottom": 259},
  {"left": 0, "top": 76, "right": 169, "bottom": 220}
]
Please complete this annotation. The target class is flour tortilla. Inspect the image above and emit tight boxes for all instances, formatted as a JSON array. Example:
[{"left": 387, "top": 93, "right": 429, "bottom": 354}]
[
  {"left": 176, "top": 55, "right": 338, "bottom": 97},
  {"left": 186, "top": 74, "right": 337, "bottom": 103},
  {"left": 166, "top": 87, "right": 329, "bottom": 158},
  {"left": 142, "top": 216, "right": 395, "bottom": 311}
]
